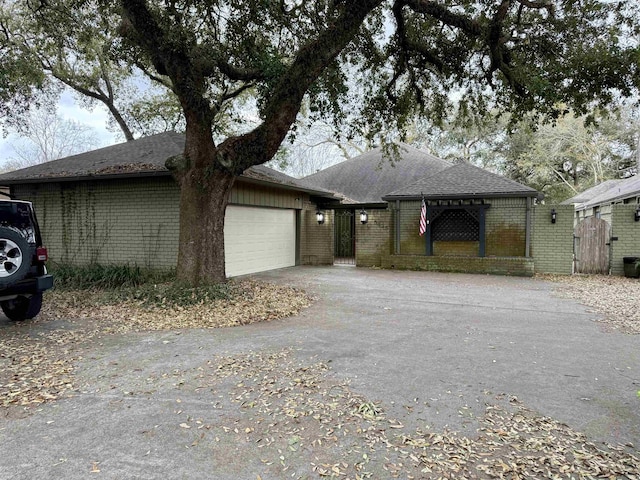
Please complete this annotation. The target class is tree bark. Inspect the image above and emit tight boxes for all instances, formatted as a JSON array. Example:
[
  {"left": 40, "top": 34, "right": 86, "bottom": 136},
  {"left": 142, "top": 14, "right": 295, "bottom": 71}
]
[{"left": 175, "top": 165, "right": 235, "bottom": 285}]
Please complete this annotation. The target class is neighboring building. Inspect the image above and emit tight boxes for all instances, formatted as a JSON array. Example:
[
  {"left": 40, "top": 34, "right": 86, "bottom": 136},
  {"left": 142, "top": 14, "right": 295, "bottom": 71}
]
[
  {"left": 561, "top": 176, "right": 640, "bottom": 276},
  {"left": 565, "top": 176, "right": 640, "bottom": 224},
  {"left": 0, "top": 134, "right": 574, "bottom": 277}
]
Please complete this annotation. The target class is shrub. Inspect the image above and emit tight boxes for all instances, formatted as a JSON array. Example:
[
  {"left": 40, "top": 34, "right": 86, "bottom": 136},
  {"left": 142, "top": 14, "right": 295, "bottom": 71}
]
[
  {"left": 48, "top": 263, "right": 235, "bottom": 308},
  {"left": 49, "top": 263, "right": 174, "bottom": 290}
]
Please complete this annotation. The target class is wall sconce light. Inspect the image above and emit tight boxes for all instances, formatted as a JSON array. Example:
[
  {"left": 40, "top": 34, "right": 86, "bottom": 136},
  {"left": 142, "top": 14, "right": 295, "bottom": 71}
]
[
  {"left": 635, "top": 206, "right": 640, "bottom": 222},
  {"left": 360, "top": 209, "right": 368, "bottom": 224},
  {"left": 316, "top": 210, "right": 325, "bottom": 224},
  {"left": 551, "top": 208, "right": 557, "bottom": 224}
]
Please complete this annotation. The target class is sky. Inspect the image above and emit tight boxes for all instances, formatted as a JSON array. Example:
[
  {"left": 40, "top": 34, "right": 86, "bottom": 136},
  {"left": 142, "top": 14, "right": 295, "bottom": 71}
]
[{"left": 0, "top": 90, "right": 118, "bottom": 167}]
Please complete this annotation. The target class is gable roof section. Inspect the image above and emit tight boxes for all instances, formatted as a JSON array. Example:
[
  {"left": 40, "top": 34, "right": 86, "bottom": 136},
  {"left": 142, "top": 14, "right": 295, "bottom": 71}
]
[
  {"left": 301, "top": 143, "right": 453, "bottom": 203},
  {"left": 578, "top": 175, "right": 640, "bottom": 210},
  {"left": 0, "top": 132, "right": 336, "bottom": 198},
  {"left": 383, "top": 162, "right": 539, "bottom": 200},
  {"left": 560, "top": 179, "right": 624, "bottom": 205}
]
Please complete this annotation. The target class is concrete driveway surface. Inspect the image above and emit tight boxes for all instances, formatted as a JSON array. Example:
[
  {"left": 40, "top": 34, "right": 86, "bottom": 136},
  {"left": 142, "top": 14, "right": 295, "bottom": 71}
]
[{"left": 1, "top": 266, "right": 639, "bottom": 479}]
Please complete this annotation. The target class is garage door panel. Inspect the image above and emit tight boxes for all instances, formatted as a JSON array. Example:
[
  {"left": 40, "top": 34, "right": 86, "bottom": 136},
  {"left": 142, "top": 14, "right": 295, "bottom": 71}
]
[{"left": 224, "top": 205, "right": 296, "bottom": 277}]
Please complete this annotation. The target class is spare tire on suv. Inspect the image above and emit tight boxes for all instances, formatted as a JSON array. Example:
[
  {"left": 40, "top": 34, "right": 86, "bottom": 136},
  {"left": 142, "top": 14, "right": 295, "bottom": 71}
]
[{"left": 0, "top": 226, "right": 34, "bottom": 287}]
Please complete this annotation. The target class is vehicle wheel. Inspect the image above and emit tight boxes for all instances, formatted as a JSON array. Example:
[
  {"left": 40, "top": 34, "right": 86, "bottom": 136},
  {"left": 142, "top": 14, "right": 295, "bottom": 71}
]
[
  {"left": 1, "top": 293, "right": 43, "bottom": 321},
  {"left": 0, "top": 227, "right": 33, "bottom": 287}
]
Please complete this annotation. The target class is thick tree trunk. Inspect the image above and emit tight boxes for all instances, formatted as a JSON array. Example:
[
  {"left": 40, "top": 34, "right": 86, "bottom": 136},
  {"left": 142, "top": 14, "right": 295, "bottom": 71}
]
[{"left": 175, "top": 167, "right": 235, "bottom": 285}]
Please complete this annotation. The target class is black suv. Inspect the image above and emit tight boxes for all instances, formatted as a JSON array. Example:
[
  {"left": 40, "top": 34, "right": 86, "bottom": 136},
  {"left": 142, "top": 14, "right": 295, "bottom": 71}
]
[{"left": 0, "top": 198, "right": 53, "bottom": 321}]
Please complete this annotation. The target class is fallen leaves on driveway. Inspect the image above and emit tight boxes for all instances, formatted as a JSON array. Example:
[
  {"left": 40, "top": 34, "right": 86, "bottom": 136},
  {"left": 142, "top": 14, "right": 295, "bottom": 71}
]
[
  {"left": 182, "top": 347, "right": 640, "bottom": 479},
  {"left": 0, "top": 280, "right": 310, "bottom": 408},
  {"left": 541, "top": 274, "right": 640, "bottom": 334}
]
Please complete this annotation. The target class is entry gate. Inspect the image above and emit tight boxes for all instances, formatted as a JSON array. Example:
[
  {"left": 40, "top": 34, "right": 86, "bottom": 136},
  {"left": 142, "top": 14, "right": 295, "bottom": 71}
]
[{"left": 574, "top": 217, "right": 611, "bottom": 274}]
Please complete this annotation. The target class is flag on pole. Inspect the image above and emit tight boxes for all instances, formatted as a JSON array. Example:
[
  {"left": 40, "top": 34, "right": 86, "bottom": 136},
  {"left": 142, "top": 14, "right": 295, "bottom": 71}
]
[{"left": 419, "top": 197, "right": 427, "bottom": 236}]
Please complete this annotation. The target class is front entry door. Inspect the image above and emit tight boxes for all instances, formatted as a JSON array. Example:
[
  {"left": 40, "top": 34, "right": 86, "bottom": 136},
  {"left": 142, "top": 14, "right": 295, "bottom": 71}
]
[{"left": 334, "top": 209, "right": 355, "bottom": 265}]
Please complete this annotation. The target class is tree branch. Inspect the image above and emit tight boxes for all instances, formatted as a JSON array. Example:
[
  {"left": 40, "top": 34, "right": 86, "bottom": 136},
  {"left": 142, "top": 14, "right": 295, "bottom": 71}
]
[
  {"left": 215, "top": 59, "right": 265, "bottom": 82},
  {"left": 51, "top": 71, "right": 135, "bottom": 141},
  {"left": 218, "top": 0, "right": 384, "bottom": 173},
  {"left": 403, "top": 0, "right": 482, "bottom": 38}
]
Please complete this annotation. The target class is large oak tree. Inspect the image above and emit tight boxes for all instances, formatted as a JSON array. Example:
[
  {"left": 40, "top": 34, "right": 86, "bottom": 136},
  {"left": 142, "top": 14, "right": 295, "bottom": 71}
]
[{"left": 5, "top": 0, "right": 640, "bottom": 284}]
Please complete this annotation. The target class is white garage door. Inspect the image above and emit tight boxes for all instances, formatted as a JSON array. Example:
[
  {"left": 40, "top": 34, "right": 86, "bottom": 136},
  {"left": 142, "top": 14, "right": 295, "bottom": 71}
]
[{"left": 224, "top": 205, "right": 296, "bottom": 277}]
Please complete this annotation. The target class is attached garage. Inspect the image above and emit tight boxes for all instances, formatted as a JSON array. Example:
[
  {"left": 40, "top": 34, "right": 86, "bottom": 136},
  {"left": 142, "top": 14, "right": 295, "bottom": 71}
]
[
  {"left": 0, "top": 133, "right": 338, "bottom": 276},
  {"left": 224, "top": 205, "right": 297, "bottom": 277}
]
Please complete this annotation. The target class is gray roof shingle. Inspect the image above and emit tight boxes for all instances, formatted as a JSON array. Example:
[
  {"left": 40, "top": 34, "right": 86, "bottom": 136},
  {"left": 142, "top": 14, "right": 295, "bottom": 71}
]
[
  {"left": 301, "top": 143, "right": 453, "bottom": 203},
  {"left": 578, "top": 175, "right": 640, "bottom": 210},
  {"left": 0, "top": 132, "right": 336, "bottom": 197},
  {"left": 384, "top": 162, "right": 539, "bottom": 199},
  {"left": 560, "top": 179, "right": 624, "bottom": 205},
  {"left": 0, "top": 131, "right": 184, "bottom": 181}
]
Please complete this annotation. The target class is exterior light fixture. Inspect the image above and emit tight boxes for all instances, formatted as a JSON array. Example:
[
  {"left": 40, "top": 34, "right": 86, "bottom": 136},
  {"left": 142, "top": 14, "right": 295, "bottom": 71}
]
[
  {"left": 316, "top": 210, "right": 325, "bottom": 224},
  {"left": 635, "top": 206, "right": 640, "bottom": 222},
  {"left": 551, "top": 208, "right": 557, "bottom": 224},
  {"left": 360, "top": 209, "right": 368, "bottom": 224}
]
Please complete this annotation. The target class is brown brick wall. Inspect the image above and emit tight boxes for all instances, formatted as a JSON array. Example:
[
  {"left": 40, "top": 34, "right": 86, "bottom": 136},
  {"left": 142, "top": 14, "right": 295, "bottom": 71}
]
[
  {"left": 13, "top": 177, "right": 317, "bottom": 271},
  {"left": 355, "top": 209, "right": 391, "bottom": 267},
  {"left": 485, "top": 198, "right": 527, "bottom": 257},
  {"left": 300, "top": 201, "right": 334, "bottom": 265},
  {"left": 14, "top": 178, "right": 181, "bottom": 269},
  {"left": 610, "top": 204, "right": 640, "bottom": 276},
  {"left": 393, "top": 197, "right": 529, "bottom": 258},
  {"left": 531, "top": 204, "right": 574, "bottom": 274},
  {"left": 382, "top": 254, "right": 534, "bottom": 276},
  {"left": 432, "top": 241, "right": 479, "bottom": 256}
]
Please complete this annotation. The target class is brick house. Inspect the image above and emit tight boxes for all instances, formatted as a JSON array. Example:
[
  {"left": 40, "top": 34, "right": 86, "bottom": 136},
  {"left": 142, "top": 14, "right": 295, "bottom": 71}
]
[
  {"left": 303, "top": 148, "right": 551, "bottom": 276},
  {"left": 0, "top": 134, "right": 575, "bottom": 277},
  {"left": 0, "top": 133, "right": 339, "bottom": 277}
]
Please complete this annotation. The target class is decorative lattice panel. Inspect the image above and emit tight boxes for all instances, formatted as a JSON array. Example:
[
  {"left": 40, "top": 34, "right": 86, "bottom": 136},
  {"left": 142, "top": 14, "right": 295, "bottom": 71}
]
[{"left": 432, "top": 209, "right": 479, "bottom": 241}]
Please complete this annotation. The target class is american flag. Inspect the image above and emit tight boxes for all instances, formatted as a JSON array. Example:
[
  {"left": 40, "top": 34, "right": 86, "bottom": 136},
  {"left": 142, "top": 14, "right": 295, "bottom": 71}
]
[{"left": 419, "top": 197, "right": 427, "bottom": 236}]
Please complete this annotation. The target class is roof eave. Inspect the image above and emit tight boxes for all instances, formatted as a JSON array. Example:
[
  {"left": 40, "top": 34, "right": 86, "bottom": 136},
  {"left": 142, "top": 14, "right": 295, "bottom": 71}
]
[
  {"left": 578, "top": 192, "right": 639, "bottom": 210},
  {"left": 236, "top": 175, "right": 338, "bottom": 199},
  {"left": 316, "top": 201, "right": 388, "bottom": 209},
  {"left": 0, "top": 168, "right": 340, "bottom": 199},
  {"left": 0, "top": 170, "right": 173, "bottom": 185}
]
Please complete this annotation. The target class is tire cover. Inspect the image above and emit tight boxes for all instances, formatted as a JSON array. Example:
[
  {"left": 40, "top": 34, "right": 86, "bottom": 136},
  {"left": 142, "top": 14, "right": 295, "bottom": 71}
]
[{"left": 0, "top": 226, "right": 33, "bottom": 287}]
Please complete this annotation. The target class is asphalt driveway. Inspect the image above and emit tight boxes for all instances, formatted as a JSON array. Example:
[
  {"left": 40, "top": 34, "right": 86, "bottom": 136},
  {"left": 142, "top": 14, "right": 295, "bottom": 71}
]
[{"left": 1, "top": 266, "right": 639, "bottom": 479}]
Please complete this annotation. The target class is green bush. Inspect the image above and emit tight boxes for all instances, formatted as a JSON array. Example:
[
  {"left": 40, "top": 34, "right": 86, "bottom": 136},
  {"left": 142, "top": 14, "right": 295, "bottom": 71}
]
[
  {"left": 48, "top": 263, "right": 235, "bottom": 308},
  {"left": 49, "top": 263, "right": 174, "bottom": 290}
]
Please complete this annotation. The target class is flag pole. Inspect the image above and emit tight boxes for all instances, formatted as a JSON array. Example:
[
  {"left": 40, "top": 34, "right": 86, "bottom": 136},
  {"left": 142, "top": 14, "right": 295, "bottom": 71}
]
[{"left": 419, "top": 192, "right": 427, "bottom": 237}]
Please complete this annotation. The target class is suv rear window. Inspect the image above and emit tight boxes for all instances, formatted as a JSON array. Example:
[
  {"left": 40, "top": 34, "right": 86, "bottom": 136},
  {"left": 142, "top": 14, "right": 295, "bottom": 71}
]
[{"left": 0, "top": 202, "right": 36, "bottom": 244}]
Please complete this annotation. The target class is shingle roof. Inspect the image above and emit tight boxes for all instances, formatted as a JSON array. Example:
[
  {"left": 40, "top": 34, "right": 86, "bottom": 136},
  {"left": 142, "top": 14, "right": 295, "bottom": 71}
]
[
  {"left": 301, "top": 143, "right": 453, "bottom": 203},
  {"left": 383, "top": 162, "right": 539, "bottom": 200},
  {"left": 0, "top": 132, "right": 336, "bottom": 197},
  {"left": 0, "top": 132, "right": 184, "bottom": 181},
  {"left": 578, "top": 175, "right": 640, "bottom": 210},
  {"left": 560, "top": 179, "right": 624, "bottom": 205}
]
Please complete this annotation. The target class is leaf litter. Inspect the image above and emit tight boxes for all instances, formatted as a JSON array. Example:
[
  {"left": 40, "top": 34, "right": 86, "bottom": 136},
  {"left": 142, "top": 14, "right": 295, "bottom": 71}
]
[
  {"left": 0, "top": 280, "right": 310, "bottom": 409},
  {"left": 2, "top": 275, "right": 639, "bottom": 477},
  {"left": 540, "top": 274, "right": 640, "bottom": 334},
  {"left": 180, "top": 347, "right": 640, "bottom": 479}
]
